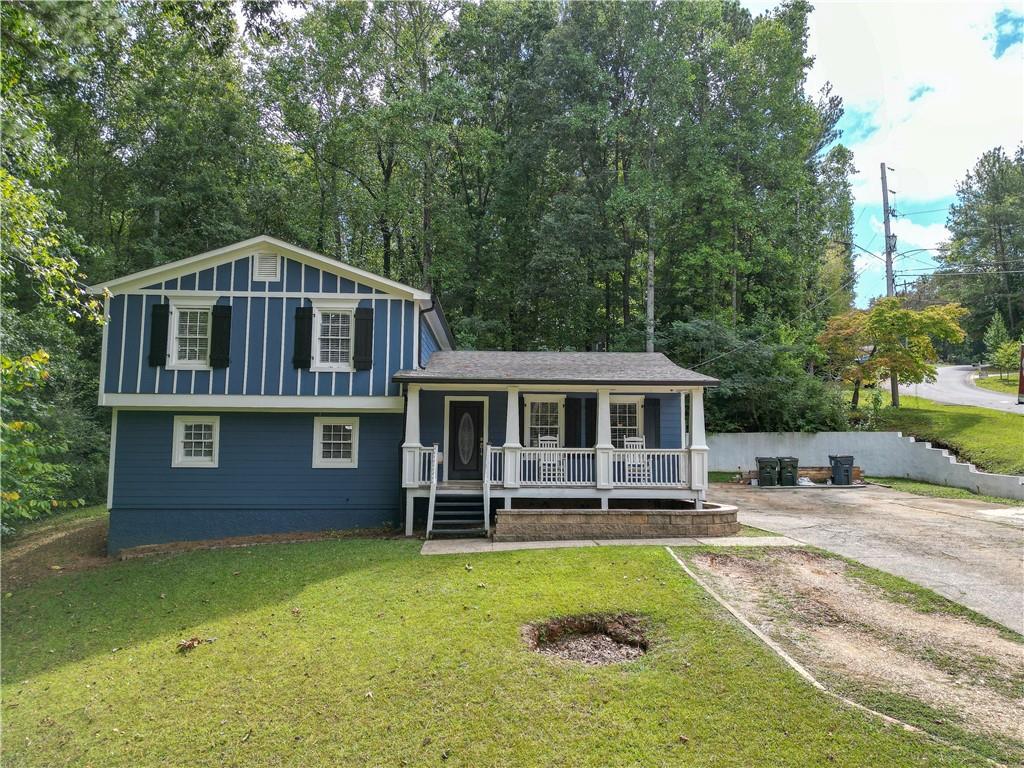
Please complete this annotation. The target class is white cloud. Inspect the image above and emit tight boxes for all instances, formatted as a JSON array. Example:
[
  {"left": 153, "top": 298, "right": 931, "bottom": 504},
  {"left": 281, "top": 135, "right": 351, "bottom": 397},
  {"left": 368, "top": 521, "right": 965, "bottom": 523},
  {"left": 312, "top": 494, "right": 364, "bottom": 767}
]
[
  {"left": 869, "top": 216, "right": 951, "bottom": 252},
  {"left": 802, "top": 1, "right": 1024, "bottom": 203}
]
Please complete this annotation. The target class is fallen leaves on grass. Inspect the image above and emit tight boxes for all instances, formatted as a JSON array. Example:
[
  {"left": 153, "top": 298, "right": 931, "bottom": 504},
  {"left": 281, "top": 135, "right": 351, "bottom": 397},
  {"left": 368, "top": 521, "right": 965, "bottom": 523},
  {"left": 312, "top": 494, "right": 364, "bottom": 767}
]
[{"left": 177, "top": 636, "right": 216, "bottom": 653}]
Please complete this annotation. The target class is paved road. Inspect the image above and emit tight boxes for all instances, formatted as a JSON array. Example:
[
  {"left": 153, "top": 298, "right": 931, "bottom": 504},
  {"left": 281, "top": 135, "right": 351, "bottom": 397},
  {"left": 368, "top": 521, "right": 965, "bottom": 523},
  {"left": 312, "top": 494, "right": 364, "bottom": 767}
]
[
  {"left": 896, "top": 364, "right": 1022, "bottom": 413},
  {"left": 715, "top": 484, "right": 1024, "bottom": 633}
]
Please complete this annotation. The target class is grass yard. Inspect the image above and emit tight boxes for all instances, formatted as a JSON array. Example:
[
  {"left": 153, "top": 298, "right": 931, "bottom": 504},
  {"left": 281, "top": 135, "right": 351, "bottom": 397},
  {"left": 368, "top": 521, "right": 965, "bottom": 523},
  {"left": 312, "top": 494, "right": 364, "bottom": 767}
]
[
  {"left": 973, "top": 373, "right": 1020, "bottom": 395},
  {"left": 1, "top": 540, "right": 992, "bottom": 767},
  {"left": 870, "top": 394, "right": 1024, "bottom": 475},
  {"left": 866, "top": 477, "right": 1024, "bottom": 506}
]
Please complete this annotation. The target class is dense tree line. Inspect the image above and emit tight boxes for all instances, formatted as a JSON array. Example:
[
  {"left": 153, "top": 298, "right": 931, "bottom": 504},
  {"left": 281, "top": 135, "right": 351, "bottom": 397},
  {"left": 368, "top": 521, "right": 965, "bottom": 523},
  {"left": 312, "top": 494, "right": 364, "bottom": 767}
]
[{"left": 3, "top": 0, "right": 859, "bottom": 521}]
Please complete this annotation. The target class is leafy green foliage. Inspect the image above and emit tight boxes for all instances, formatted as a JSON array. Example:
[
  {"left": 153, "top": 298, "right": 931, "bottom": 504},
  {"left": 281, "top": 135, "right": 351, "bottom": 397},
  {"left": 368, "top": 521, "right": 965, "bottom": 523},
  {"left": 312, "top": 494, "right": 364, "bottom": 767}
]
[
  {"left": 935, "top": 145, "right": 1024, "bottom": 343},
  {"left": 992, "top": 340, "right": 1020, "bottom": 378}
]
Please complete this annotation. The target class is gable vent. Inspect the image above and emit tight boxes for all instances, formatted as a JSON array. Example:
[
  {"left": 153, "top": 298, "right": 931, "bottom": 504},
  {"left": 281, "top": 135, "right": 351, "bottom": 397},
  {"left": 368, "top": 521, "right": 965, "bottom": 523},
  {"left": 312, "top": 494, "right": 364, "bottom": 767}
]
[{"left": 253, "top": 252, "right": 281, "bottom": 282}]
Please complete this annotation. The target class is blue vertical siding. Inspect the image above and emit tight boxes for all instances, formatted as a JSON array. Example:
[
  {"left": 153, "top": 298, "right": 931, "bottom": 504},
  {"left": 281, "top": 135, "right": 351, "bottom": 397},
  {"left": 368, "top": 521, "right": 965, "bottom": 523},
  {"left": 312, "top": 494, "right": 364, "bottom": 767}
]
[
  {"left": 104, "top": 254, "right": 420, "bottom": 397},
  {"left": 108, "top": 411, "right": 404, "bottom": 552}
]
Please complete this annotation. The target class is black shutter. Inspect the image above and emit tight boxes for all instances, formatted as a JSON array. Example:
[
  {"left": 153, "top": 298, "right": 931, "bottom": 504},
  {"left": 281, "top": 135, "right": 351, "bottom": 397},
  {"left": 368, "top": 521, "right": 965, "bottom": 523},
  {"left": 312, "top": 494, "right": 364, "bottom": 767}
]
[
  {"left": 564, "top": 398, "right": 582, "bottom": 448},
  {"left": 644, "top": 396, "right": 661, "bottom": 448},
  {"left": 148, "top": 303, "right": 170, "bottom": 367},
  {"left": 353, "top": 307, "right": 373, "bottom": 371},
  {"left": 209, "top": 305, "right": 232, "bottom": 368},
  {"left": 293, "top": 306, "right": 313, "bottom": 368},
  {"left": 584, "top": 398, "right": 597, "bottom": 447}
]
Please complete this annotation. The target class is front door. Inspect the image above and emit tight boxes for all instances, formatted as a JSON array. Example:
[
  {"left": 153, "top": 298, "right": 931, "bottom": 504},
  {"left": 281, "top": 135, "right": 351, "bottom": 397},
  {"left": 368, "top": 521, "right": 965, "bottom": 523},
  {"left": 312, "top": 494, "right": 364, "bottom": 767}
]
[{"left": 448, "top": 401, "right": 484, "bottom": 480}]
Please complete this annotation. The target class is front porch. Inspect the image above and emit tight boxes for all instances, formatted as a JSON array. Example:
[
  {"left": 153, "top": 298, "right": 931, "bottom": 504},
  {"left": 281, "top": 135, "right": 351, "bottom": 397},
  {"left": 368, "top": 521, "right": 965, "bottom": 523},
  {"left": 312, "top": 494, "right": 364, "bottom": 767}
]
[{"left": 398, "top": 383, "right": 711, "bottom": 538}]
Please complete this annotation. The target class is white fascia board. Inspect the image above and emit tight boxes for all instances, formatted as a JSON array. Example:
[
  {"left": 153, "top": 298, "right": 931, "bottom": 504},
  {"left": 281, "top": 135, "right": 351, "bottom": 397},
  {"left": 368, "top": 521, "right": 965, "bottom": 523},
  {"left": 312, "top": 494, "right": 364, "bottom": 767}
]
[
  {"left": 98, "top": 393, "right": 404, "bottom": 412},
  {"left": 422, "top": 306, "right": 453, "bottom": 351},
  {"left": 89, "top": 236, "right": 430, "bottom": 300},
  {"left": 409, "top": 383, "right": 685, "bottom": 393}
]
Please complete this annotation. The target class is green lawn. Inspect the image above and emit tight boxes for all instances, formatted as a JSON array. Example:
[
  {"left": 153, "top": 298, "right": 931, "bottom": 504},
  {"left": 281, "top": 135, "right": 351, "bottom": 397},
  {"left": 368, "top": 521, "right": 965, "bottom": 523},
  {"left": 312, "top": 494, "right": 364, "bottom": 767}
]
[
  {"left": 866, "top": 477, "right": 1024, "bottom": 506},
  {"left": 1, "top": 540, "right": 989, "bottom": 767},
  {"left": 870, "top": 394, "right": 1024, "bottom": 475},
  {"left": 973, "top": 373, "right": 1019, "bottom": 395}
]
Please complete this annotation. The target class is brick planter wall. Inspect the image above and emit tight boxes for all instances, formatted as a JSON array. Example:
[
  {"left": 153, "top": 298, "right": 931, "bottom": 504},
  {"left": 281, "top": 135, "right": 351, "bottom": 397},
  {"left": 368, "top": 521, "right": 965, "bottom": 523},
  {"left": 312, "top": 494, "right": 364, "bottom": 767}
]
[{"left": 493, "top": 505, "right": 739, "bottom": 542}]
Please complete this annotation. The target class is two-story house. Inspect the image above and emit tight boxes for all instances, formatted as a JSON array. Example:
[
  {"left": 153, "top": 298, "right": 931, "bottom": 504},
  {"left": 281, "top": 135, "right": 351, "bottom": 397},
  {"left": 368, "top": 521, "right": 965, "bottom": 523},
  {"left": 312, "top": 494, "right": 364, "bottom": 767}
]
[{"left": 94, "top": 236, "right": 720, "bottom": 554}]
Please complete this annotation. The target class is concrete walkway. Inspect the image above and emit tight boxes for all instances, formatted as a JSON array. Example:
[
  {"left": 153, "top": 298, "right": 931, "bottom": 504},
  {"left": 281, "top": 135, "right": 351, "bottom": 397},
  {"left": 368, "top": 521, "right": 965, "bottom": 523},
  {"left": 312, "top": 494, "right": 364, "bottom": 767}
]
[
  {"left": 714, "top": 484, "right": 1024, "bottom": 633},
  {"left": 421, "top": 535, "right": 801, "bottom": 556}
]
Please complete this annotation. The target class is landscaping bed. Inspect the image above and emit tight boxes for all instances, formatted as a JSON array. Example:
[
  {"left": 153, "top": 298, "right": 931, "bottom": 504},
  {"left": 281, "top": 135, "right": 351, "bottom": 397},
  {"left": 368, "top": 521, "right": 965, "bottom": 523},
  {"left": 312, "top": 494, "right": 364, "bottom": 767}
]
[{"left": 1, "top": 540, "right": 993, "bottom": 767}]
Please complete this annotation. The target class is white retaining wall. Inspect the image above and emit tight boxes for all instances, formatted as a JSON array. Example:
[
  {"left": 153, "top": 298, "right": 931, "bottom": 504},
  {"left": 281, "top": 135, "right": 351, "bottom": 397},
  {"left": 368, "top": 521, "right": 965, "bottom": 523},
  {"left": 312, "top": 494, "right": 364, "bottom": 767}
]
[{"left": 708, "top": 431, "right": 1024, "bottom": 501}]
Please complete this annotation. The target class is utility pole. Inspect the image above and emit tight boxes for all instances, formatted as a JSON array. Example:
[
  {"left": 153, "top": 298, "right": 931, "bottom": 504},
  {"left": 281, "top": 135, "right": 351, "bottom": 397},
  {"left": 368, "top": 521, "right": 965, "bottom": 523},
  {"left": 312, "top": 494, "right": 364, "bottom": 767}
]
[{"left": 880, "top": 162, "right": 900, "bottom": 407}]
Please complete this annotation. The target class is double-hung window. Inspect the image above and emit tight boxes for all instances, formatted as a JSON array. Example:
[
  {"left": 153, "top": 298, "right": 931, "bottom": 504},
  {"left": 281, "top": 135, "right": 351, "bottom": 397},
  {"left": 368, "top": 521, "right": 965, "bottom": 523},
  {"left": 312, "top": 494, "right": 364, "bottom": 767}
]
[
  {"left": 524, "top": 395, "right": 565, "bottom": 447},
  {"left": 172, "top": 415, "right": 220, "bottom": 468},
  {"left": 311, "top": 300, "right": 356, "bottom": 371},
  {"left": 312, "top": 417, "right": 359, "bottom": 468},
  {"left": 168, "top": 297, "right": 216, "bottom": 369},
  {"left": 609, "top": 396, "right": 644, "bottom": 448}
]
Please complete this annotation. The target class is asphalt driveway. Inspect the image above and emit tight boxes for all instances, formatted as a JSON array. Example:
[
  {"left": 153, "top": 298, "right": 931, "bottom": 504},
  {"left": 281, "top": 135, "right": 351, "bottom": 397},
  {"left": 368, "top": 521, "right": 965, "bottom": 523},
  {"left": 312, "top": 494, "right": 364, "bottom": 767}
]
[
  {"left": 713, "top": 483, "right": 1024, "bottom": 633},
  {"left": 896, "top": 364, "right": 1023, "bottom": 413}
]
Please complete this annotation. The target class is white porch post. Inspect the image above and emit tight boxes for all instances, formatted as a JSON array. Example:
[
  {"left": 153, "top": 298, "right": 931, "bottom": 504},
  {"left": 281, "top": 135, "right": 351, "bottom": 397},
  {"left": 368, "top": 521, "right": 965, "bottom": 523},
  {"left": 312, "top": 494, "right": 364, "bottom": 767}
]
[
  {"left": 679, "top": 391, "right": 688, "bottom": 447},
  {"left": 401, "top": 384, "right": 423, "bottom": 536},
  {"left": 503, "top": 386, "right": 521, "bottom": 488},
  {"left": 689, "top": 387, "right": 708, "bottom": 499},
  {"left": 595, "top": 388, "right": 613, "bottom": 489}
]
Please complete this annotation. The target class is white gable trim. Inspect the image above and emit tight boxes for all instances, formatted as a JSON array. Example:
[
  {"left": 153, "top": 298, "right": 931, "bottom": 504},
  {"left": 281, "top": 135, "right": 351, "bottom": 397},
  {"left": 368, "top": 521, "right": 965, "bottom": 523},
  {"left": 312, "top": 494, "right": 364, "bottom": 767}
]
[{"left": 89, "top": 236, "right": 431, "bottom": 300}]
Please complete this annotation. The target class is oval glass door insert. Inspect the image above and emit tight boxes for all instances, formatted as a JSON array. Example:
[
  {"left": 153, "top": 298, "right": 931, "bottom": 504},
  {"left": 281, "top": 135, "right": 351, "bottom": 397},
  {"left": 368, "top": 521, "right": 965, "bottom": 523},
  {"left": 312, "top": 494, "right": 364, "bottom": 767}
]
[{"left": 457, "top": 412, "right": 475, "bottom": 464}]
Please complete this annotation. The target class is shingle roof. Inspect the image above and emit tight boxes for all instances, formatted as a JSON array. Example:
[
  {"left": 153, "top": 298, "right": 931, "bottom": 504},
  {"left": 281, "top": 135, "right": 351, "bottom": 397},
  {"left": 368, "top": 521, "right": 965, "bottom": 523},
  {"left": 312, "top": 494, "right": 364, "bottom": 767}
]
[{"left": 393, "top": 351, "right": 718, "bottom": 386}]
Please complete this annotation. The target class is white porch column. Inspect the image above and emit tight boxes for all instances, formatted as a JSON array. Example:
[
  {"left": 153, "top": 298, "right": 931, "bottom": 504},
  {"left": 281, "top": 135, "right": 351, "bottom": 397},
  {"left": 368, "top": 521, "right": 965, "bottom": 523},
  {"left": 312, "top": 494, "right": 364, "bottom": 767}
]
[
  {"left": 402, "top": 384, "right": 423, "bottom": 488},
  {"left": 502, "top": 386, "right": 521, "bottom": 487},
  {"left": 595, "top": 388, "right": 613, "bottom": 489},
  {"left": 689, "top": 387, "right": 709, "bottom": 496},
  {"left": 679, "top": 391, "right": 688, "bottom": 448}
]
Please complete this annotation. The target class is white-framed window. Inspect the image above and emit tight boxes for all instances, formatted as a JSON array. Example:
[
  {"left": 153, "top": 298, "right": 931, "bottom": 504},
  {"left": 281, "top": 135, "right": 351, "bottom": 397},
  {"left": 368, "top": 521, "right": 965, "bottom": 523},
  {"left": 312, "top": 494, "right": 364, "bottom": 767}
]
[
  {"left": 312, "top": 416, "right": 359, "bottom": 468},
  {"left": 523, "top": 395, "right": 565, "bottom": 447},
  {"left": 168, "top": 296, "right": 217, "bottom": 370},
  {"left": 610, "top": 395, "right": 644, "bottom": 449},
  {"left": 311, "top": 300, "right": 357, "bottom": 371},
  {"left": 171, "top": 415, "right": 220, "bottom": 468}
]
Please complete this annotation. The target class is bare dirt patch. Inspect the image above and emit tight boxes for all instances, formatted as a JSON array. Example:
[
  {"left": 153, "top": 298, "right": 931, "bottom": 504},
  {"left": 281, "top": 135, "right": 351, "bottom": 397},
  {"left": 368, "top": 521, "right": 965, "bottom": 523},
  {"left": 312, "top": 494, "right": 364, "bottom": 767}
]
[
  {"left": 2, "top": 517, "right": 110, "bottom": 592},
  {"left": 687, "top": 548, "right": 1024, "bottom": 752},
  {"left": 524, "top": 613, "right": 648, "bottom": 665}
]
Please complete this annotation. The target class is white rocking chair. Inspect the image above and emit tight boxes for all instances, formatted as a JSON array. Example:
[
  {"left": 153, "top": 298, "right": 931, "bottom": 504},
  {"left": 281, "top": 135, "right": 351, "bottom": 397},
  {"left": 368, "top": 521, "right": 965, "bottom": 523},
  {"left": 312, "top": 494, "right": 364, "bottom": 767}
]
[
  {"left": 621, "top": 436, "right": 652, "bottom": 485},
  {"left": 537, "top": 436, "right": 566, "bottom": 484}
]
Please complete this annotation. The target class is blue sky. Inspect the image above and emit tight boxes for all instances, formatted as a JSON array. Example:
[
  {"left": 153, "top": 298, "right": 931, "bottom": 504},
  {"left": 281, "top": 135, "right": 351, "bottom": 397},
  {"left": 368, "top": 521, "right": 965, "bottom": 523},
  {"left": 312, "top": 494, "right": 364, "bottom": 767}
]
[{"left": 744, "top": 1, "right": 1024, "bottom": 306}]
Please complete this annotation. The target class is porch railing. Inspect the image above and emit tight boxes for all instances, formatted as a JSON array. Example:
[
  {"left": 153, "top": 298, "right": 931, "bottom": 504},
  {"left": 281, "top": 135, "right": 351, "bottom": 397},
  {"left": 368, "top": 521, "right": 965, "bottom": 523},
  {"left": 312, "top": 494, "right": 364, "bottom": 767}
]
[
  {"left": 486, "top": 446, "right": 690, "bottom": 489},
  {"left": 403, "top": 445, "right": 439, "bottom": 536}
]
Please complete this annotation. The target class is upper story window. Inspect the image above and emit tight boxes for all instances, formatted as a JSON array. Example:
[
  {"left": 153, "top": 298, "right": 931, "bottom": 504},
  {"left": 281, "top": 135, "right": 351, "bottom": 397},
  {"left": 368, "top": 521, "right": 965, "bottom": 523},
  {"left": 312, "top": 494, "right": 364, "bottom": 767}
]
[
  {"left": 172, "top": 415, "right": 219, "bottom": 468},
  {"left": 524, "top": 395, "right": 565, "bottom": 447},
  {"left": 610, "top": 396, "right": 644, "bottom": 448},
  {"left": 168, "top": 297, "right": 217, "bottom": 370},
  {"left": 311, "top": 299, "right": 357, "bottom": 371}
]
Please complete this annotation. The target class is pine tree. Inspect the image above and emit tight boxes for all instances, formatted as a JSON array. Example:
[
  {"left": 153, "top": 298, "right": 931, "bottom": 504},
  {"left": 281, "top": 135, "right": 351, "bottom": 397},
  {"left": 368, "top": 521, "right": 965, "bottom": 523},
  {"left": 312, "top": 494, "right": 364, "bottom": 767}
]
[{"left": 983, "top": 313, "right": 1010, "bottom": 365}]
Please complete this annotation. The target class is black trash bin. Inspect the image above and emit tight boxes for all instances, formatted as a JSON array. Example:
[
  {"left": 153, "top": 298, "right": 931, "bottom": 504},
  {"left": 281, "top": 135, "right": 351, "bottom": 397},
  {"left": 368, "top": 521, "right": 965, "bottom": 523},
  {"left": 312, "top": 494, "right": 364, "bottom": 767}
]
[
  {"left": 829, "top": 455, "right": 854, "bottom": 486},
  {"left": 755, "top": 457, "right": 780, "bottom": 487},
  {"left": 778, "top": 456, "right": 799, "bottom": 487}
]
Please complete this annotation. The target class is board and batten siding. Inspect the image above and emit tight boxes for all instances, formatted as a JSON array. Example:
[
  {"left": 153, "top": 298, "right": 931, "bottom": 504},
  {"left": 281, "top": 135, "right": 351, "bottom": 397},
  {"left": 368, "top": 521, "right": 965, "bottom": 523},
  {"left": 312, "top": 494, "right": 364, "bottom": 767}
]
[
  {"left": 103, "top": 255, "right": 417, "bottom": 398},
  {"left": 108, "top": 411, "right": 403, "bottom": 553}
]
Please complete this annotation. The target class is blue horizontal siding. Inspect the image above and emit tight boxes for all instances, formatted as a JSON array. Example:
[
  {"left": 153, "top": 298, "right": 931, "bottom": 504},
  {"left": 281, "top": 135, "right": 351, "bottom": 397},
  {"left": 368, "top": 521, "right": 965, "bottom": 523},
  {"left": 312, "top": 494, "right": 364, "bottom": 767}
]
[
  {"left": 108, "top": 411, "right": 403, "bottom": 552},
  {"left": 420, "top": 318, "right": 440, "bottom": 367}
]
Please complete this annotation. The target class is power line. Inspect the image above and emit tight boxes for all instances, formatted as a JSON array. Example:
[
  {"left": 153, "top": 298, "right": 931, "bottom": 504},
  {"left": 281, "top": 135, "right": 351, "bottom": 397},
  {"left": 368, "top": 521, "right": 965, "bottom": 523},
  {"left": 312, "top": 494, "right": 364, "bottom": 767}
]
[
  {"left": 895, "top": 269, "right": 1024, "bottom": 277},
  {"left": 895, "top": 207, "right": 950, "bottom": 217},
  {"left": 694, "top": 265, "right": 866, "bottom": 372}
]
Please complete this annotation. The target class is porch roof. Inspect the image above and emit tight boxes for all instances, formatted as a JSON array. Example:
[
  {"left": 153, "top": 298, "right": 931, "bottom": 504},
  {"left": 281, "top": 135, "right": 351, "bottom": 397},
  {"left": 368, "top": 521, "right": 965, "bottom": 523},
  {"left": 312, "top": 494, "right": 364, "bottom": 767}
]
[{"left": 393, "top": 351, "right": 718, "bottom": 387}]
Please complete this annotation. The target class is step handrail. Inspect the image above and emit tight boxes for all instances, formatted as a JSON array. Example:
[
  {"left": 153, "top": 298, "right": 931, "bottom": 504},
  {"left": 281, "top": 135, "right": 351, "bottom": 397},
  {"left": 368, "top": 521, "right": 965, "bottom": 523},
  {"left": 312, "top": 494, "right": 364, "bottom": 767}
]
[
  {"left": 425, "top": 445, "right": 439, "bottom": 538},
  {"left": 482, "top": 444, "right": 491, "bottom": 535}
]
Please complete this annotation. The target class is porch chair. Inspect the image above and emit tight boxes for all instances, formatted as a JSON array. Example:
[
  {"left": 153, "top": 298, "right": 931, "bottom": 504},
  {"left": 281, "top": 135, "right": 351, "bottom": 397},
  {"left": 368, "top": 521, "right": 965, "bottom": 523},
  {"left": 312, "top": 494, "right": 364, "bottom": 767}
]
[
  {"left": 621, "top": 436, "right": 652, "bottom": 484},
  {"left": 537, "top": 435, "right": 566, "bottom": 483}
]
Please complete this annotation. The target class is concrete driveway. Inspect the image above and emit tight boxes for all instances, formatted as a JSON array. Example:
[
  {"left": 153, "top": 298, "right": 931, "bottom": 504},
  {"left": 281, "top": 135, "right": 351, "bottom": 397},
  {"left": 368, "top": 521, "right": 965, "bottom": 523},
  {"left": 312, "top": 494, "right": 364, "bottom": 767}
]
[
  {"left": 713, "top": 483, "right": 1024, "bottom": 633},
  {"left": 896, "top": 364, "right": 1023, "bottom": 413}
]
